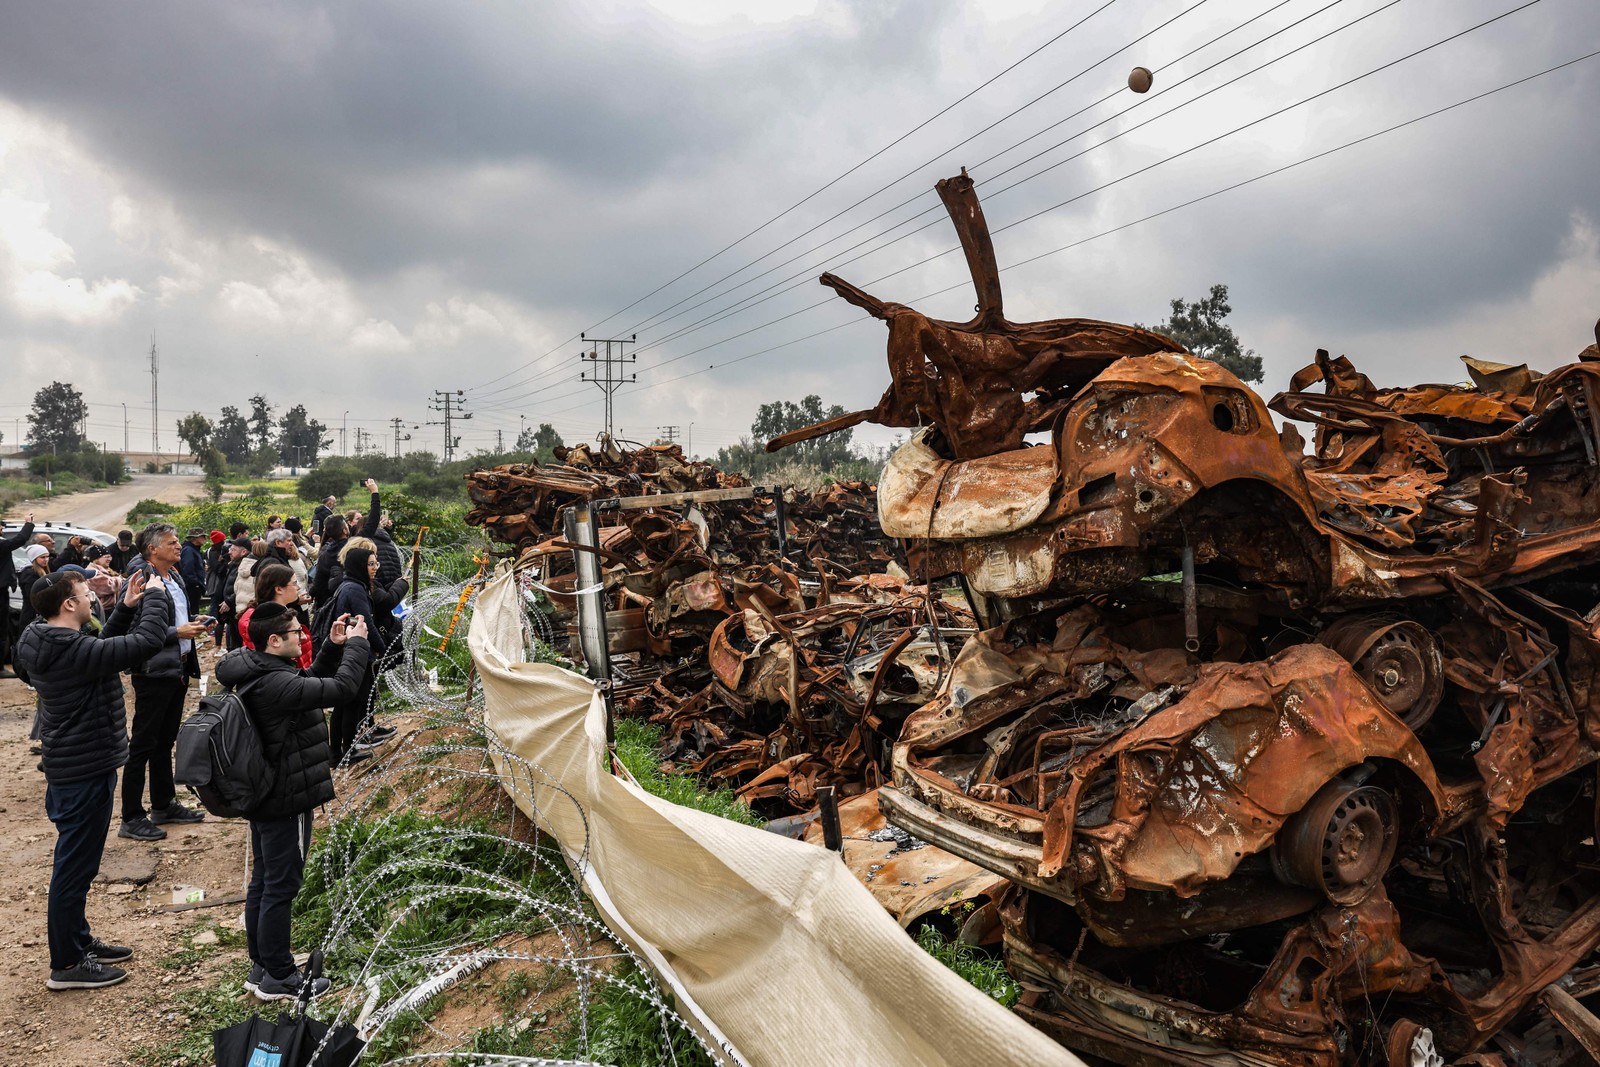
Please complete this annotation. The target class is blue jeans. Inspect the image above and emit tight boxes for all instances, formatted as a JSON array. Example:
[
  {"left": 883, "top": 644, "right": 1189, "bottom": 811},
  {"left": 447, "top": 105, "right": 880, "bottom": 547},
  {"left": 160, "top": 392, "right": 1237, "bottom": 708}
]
[
  {"left": 45, "top": 771, "right": 117, "bottom": 971},
  {"left": 246, "top": 811, "right": 314, "bottom": 979}
]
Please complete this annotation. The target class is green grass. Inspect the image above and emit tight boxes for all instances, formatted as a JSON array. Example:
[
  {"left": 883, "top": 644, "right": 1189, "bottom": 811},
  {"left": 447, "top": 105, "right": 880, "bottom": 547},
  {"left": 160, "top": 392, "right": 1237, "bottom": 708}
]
[
  {"left": 612, "top": 719, "right": 764, "bottom": 827},
  {"left": 914, "top": 923, "right": 1021, "bottom": 1007},
  {"left": 544, "top": 963, "right": 716, "bottom": 1067}
]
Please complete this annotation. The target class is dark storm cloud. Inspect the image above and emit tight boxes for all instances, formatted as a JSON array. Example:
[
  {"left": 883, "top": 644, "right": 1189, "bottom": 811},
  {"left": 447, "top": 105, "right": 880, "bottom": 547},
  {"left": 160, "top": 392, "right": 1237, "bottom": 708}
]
[
  {"left": 2, "top": 0, "right": 1598, "bottom": 449},
  {"left": 0, "top": 0, "right": 955, "bottom": 312}
]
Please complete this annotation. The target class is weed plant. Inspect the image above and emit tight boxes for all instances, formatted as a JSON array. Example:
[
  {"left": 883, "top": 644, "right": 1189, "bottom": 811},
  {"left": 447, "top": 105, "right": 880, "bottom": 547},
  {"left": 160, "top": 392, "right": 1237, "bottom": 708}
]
[
  {"left": 612, "top": 718, "right": 764, "bottom": 827},
  {"left": 914, "top": 924, "right": 1021, "bottom": 1007}
]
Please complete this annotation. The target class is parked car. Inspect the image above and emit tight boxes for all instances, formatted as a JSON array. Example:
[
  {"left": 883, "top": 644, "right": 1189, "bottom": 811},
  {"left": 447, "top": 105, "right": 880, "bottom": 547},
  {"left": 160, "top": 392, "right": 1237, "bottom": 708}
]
[{"left": 5, "top": 521, "right": 118, "bottom": 623}]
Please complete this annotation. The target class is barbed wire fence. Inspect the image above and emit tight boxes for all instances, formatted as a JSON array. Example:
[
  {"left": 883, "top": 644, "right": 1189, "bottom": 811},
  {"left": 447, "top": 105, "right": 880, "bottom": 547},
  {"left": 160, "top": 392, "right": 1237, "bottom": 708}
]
[{"left": 294, "top": 537, "right": 722, "bottom": 1066}]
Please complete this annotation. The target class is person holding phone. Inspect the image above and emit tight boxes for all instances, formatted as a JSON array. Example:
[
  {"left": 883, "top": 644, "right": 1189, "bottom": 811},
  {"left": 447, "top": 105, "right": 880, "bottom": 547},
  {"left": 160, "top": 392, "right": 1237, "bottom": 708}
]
[
  {"left": 120, "top": 524, "right": 216, "bottom": 842},
  {"left": 217, "top": 602, "right": 369, "bottom": 1001}
]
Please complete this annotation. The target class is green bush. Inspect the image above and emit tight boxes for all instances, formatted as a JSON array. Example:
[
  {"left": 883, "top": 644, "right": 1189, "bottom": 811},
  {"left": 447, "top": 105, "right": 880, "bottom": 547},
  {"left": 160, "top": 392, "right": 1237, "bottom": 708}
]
[
  {"left": 125, "top": 498, "right": 171, "bottom": 524},
  {"left": 28, "top": 443, "right": 127, "bottom": 485},
  {"left": 299, "top": 463, "right": 357, "bottom": 503}
]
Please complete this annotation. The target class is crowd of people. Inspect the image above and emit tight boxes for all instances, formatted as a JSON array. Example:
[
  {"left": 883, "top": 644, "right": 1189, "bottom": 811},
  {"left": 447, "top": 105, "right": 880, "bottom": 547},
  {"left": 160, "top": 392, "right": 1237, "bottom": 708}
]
[{"left": 2, "top": 479, "right": 409, "bottom": 1000}]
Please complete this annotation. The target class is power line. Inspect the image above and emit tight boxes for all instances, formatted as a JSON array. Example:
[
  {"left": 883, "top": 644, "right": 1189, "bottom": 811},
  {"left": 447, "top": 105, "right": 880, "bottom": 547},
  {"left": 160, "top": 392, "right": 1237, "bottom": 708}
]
[
  {"left": 474, "top": 0, "right": 1355, "bottom": 406},
  {"left": 555, "top": 43, "right": 1598, "bottom": 419},
  {"left": 622, "top": 0, "right": 1542, "bottom": 383},
  {"left": 463, "top": 0, "right": 1124, "bottom": 397},
  {"left": 614, "top": 0, "right": 1227, "bottom": 341},
  {"left": 616, "top": 0, "right": 1398, "bottom": 367}
]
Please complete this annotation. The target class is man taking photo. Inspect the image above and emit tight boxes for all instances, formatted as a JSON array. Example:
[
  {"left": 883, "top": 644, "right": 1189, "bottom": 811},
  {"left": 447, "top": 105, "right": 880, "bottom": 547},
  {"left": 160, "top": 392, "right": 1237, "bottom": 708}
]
[
  {"left": 15, "top": 567, "right": 168, "bottom": 990},
  {"left": 121, "top": 524, "right": 213, "bottom": 841},
  {"left": 215, "top": 602, "right": 370, "bottom": 1001}
]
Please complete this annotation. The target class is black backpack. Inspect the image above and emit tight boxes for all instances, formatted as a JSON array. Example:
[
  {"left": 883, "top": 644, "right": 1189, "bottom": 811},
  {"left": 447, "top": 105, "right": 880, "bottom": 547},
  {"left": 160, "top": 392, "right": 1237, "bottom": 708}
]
[{"left": 175, "top": 679, "right": 274, "bottom": 818}]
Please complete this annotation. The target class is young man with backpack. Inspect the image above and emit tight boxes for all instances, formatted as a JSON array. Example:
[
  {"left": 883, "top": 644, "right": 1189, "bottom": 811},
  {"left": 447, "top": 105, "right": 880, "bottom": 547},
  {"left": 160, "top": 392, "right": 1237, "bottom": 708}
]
[
  {"left": 214, "top": 601, "right": 370, "bottom": 1001},
  {"left": 14, "top": 567, "right": 168, "bottom": 990}
]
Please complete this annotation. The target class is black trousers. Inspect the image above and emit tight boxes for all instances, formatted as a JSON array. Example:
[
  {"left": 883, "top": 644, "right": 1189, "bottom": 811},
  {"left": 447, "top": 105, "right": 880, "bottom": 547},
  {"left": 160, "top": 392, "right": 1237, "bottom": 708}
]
[
  {"left": 46, "top": 771, "right": 116, "bottom": 970},
  {"left": 329, "top": 665, "right": 376, "bottom": 760},
  {"left": 123, "top": 676, "right": 188, "bottom": 822},
  {"left": 0, "top": 597, "right": 13, "bottom": 667},
  {"left": 246, "top": 810, "right": 313, "bottom": 979}
]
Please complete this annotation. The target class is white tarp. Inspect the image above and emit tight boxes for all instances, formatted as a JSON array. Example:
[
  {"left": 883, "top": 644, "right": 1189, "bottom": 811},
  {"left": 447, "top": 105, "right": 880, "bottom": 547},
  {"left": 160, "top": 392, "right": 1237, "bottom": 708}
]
[{"left": 470, "top": 566, "right": 1082, "bottom": 1067}]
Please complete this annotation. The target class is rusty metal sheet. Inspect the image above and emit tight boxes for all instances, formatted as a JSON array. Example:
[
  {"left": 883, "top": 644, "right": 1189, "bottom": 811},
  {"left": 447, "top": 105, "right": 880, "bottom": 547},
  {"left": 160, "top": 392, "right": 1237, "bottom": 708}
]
[{"left": 800, "top": 789, "right": 1009, "bottom": 930}]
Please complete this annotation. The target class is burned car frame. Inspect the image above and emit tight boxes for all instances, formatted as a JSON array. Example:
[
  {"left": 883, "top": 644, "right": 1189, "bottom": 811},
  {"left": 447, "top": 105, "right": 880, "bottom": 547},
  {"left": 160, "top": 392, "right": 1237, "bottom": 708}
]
[{"left": 774, "top": 173, "right": 1600, "bottom": 1063}]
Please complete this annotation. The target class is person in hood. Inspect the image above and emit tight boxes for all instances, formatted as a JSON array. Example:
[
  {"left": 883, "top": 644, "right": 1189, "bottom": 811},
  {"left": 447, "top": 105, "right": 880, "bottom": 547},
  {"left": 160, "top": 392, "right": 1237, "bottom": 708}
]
[
  {"left": 309, "top": 515, "right": 348, "bottom": 610},
  {"left": 216, "top": 601, "right": 369, "bottom": 1002},
  {"left": 320, "top": 543, "right": 405, "bottom": 761},
  {"left": 15, "top": 567, "right": 167, "bottom": 991}
]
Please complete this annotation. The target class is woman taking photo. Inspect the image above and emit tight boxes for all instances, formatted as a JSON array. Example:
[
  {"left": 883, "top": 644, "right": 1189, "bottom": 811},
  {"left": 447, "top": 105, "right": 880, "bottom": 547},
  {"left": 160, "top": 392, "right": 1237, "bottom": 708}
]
[
  {"left": 238, "top": 564, "right": 312, "bottom": 669},
  {"left": 321, "top": 543, "right": 405, "bottom": 762}
]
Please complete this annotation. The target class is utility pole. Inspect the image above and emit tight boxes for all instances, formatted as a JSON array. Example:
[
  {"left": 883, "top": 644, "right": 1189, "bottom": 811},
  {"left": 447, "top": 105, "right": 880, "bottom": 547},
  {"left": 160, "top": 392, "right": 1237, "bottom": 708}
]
[
  {"left": 389, "top": 417, "right": 412, "bottom": 458},
  {"left": 427, "top": 390, "right": 472, "bottom": 463},
  {"left": 341, "top": 410, "right": 349, "bottom": 456},
  {"left": 656, "top": 425, "right": 679, "bottom": 445},
  {"left": 354, "top": 427, "right": 371, "bottom": 456},
  {"left": 121, "top": 402, "right": 129, "bottom": 455},
  {"left": 579, "top": 333, "right": 636, "bottom": 441},
  {"left": 149, "top": 333, "right": 159, "bottom": 466}
]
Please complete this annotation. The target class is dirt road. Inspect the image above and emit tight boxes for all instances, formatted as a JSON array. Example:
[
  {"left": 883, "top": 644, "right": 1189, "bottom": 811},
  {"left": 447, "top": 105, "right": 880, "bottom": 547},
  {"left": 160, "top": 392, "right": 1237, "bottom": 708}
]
[{"left": 5, "top": 475, "right": 208, "bottom": 533}]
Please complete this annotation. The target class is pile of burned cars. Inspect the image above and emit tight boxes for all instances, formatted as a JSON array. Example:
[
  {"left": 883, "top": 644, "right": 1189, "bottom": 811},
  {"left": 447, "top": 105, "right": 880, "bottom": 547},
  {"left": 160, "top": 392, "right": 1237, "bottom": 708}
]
[
  {"left": 805, "top": 174, "right": 1600, "bottom": 1065},
  {"left": 468, "top": 172, "right": 1600, "bottom": 1064}
]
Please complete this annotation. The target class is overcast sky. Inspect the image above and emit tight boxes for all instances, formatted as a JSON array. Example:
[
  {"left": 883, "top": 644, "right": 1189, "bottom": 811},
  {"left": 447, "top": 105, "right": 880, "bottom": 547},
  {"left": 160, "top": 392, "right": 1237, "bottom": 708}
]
[{"left": 1, "top": 0, "right": 1596, "bottom": 462}]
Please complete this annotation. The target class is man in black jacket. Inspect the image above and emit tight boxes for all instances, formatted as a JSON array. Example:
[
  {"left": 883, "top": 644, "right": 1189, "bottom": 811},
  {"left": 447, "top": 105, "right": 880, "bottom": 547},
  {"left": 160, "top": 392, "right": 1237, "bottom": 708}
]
[
  {"left": 121, "top": 524, "right": 213, "bottom": 841},
  {"left": 216, "top": 602, "right": 369, "bottom": 1001},
  {"left": 0, "top": 510, "right": 35, "bottom": 677},
  {"left": 179, "top": 528, "right": 208, "bottom": 611},
  {"left": 106, "top": 530, "right": 138, "bottom": 574},
  {"left": 15, "top": 567, "right": 167, "bottom": 990}
]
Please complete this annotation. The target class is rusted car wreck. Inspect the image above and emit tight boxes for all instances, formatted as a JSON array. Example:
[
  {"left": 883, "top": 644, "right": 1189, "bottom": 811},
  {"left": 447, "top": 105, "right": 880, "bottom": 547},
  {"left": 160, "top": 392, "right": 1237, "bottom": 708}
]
[{"left": 773, "top": 173, "right": 1600, "bottom": 1064}]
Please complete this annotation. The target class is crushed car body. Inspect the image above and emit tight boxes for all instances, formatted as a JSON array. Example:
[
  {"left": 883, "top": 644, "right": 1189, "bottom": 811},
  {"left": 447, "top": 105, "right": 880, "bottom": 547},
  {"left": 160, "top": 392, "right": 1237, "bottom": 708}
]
[{"left": 812, "top": 174, "right": 1600, "bottom": 1063}]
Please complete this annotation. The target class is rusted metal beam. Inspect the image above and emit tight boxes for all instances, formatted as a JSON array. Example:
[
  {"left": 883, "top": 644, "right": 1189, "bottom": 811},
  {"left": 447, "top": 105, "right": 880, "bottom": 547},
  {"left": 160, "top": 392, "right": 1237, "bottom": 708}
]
[{"left": 1541, "top": 986, "right": 1600, "bottom": 1061}]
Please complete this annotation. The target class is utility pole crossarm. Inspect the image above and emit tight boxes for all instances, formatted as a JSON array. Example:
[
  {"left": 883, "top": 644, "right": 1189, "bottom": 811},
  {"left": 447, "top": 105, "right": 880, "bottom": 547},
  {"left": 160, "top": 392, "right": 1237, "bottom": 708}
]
[{"left": 579, "top": 332, "right": 637, "bottom": 442}]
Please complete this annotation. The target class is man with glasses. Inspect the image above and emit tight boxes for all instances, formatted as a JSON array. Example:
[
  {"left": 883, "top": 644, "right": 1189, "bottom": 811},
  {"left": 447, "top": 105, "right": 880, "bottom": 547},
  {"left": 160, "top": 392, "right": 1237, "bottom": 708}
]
[
  {"left": 15, "top": 566, "right": 168, "bottom": 990},
  {"left": 216, "top": 601, "right": 370, "bottom": 1002}
]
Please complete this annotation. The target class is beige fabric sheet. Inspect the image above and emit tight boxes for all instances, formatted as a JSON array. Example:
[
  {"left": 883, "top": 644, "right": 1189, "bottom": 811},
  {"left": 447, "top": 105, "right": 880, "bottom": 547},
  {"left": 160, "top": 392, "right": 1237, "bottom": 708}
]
[{"left": 470, "top": 567, "right": 1082, "bottom": 1067}]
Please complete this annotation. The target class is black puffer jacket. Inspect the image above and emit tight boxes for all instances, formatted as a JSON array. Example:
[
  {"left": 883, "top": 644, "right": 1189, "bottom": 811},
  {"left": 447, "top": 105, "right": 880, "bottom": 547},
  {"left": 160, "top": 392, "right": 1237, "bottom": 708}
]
[
  {"left": 364, "top": 492, "right": 405, "bottom": 587},
  {"left": 214, "top": 635, "right": 370, "bottom": 818},
  {"left": 0, "top": 521, "right": 33, "bottom": 590},
  {"left": 14, "top": 590, "right": 171, "bottom": 784},
  {"left": 318, "top": 574, "right": 398, "bottom": 658},
  {"left": 127, "top": 563, "right": 201, "bottom": 681},
  {"left": 310, "top": 538, "right": 347, "bottom": 607}
]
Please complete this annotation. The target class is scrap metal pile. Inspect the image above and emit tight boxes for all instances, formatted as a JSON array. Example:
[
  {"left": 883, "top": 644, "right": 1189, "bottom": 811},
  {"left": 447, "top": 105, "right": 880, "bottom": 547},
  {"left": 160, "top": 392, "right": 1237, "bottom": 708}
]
[
  {"left": 465, "top": 438, "right": 929, "bottom": 809},
  {"left": 466, "top": 173, "right": 1600, "bottom": 1065},
  {"left": 797, "top": 173, "right": 1600, "bottom": 1066}
]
